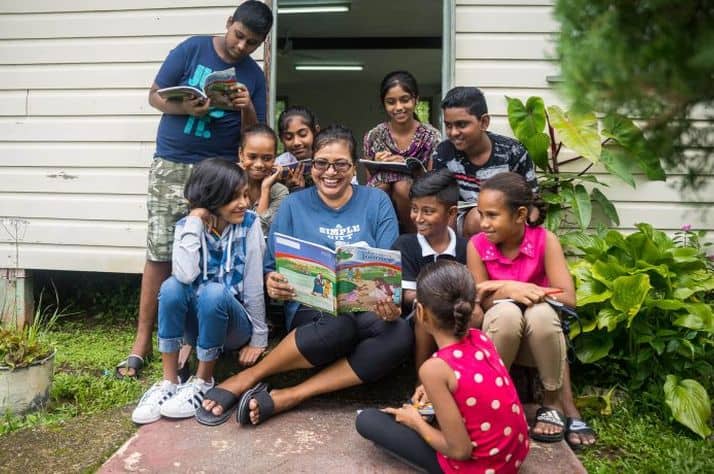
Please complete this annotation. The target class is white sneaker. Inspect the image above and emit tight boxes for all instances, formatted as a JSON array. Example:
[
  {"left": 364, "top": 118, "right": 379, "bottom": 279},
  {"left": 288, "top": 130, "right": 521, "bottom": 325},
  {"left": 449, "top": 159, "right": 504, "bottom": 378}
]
[
  {"left": 160, "top": 376, "right": 214, "bottom": 419},
  {"left": 131, "top": 380, "right": 177, "bottom": 424}
]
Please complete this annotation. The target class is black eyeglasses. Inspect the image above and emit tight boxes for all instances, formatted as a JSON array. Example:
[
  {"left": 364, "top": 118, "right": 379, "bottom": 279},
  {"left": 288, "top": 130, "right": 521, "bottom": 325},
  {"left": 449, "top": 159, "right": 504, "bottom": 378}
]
[{"left": 312, "top": 159, "right": 353, "bottom": 173}]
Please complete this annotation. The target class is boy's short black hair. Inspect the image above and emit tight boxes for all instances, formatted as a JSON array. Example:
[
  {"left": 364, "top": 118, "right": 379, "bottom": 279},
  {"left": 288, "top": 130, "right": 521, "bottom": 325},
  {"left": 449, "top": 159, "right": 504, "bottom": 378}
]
[
  {"left": 409, "top": 169, "right": 459, "bottom": 206},
  {"left": 440, "top": 86, "right": 488, "bottom": 119},
  {"left": 184, "top": 158, "right": 247, "bottom": 214},
  {"left": 232, "top": 1, "right": 273, "bottom": 38}
]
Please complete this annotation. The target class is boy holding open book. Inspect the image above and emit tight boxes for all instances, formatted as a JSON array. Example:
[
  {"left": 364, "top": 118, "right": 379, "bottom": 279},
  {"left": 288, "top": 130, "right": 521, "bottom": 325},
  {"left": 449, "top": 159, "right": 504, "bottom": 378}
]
[{"left": 117, "top": 1, "right": 273, "bottom": 380}]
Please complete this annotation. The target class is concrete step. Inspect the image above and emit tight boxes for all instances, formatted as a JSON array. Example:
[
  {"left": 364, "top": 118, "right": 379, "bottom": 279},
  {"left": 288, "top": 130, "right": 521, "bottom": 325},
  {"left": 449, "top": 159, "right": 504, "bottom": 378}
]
[{"left": 100, "top": 402, "right": 585, "bottom": 473}]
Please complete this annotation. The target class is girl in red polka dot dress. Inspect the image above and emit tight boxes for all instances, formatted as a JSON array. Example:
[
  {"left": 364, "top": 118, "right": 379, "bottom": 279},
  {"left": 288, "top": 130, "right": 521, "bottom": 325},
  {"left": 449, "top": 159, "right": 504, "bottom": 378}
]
[{"left": 356, "top": 260, "right": 529, "bottom": 473}]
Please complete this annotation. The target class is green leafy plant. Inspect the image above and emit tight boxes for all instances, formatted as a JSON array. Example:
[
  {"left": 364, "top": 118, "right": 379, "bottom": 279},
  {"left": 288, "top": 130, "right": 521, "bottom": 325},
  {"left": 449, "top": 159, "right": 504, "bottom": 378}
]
[
  {"left": 569, "top": 223, "right": 713, "bottom": 438},
  {"left": 0, "top": 286, "right": 71, "bottom": 369},
  {"left": 506, "top": 96, "right": 665, "bottom": 231}
]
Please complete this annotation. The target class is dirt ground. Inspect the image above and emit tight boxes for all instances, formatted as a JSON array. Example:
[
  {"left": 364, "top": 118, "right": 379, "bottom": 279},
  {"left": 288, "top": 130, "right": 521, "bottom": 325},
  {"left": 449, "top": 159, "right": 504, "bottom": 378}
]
[{"left": 0, "top": 407, "right": 136, "bottom": 474}]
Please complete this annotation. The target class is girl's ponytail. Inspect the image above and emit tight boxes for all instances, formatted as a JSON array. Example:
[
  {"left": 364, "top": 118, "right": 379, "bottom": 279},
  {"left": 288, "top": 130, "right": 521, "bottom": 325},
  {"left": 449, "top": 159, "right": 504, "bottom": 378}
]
[
  {"left": 416, "top": 261, "right": 477, "bottom": 338},
  {"left": 527, "top": 192, "right": 547, "bottom": 227},
  {"left": 452, "top": 298, "right": 472, "bottom": 339}
]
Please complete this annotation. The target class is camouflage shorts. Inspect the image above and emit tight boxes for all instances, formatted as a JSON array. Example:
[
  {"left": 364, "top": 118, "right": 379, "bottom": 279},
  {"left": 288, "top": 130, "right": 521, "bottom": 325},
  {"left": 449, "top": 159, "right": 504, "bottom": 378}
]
[{"left": 146, "top": 158, "right": 193, "bottom": 262}]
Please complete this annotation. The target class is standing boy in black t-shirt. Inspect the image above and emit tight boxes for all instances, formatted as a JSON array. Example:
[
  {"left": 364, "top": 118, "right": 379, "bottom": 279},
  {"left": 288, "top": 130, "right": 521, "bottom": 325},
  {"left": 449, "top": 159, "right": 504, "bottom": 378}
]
[
  {"left": 433, "top": 86, "right": 538, "bottom": 239},
  {"left": 392, "top": 169, "right": 469, "bottom": 370}
]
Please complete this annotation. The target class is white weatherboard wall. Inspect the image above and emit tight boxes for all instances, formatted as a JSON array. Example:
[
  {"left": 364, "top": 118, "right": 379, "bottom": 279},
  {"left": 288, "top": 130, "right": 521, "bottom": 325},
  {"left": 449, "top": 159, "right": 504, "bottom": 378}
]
[
  {"left": 0, "top": 1, "right": 711, "bottom": 275},
  {"left": 0, "top": 1, "right": 263, "bottom": 273},
  {"left": 454, "top": 0, "right": 714, "bottom": 236}
]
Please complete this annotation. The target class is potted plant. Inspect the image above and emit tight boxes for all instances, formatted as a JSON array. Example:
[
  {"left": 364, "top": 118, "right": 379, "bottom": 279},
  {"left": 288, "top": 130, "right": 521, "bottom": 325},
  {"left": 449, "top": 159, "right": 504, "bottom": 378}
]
[{"left": 0, "top": 288, "right": 64, "bottom": 414}]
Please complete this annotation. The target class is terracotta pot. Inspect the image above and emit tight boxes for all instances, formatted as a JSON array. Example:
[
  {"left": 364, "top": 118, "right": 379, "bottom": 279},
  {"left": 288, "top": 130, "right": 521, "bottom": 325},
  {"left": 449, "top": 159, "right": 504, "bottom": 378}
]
[{"left": 0, "top": 350, "right": 55, "bottom": 414}]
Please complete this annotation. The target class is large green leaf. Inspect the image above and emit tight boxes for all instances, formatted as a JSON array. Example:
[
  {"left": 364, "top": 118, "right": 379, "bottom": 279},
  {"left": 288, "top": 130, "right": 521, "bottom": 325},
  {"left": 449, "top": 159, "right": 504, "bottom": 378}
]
[
  {"left": 506, "top": 96, "right": 546, "bottom": 138},
  {"left": 673, "top": 303, "right": 714, "bottom": 333},
  {"left": 602, "top": 113, "right": 665, "bottom": 181},
  {"left": 574, "top": 330, "right": 614, "bottom": 363},
  {"left": 591, "top": 258, "right": 627, "bottom": 286},
  {"left": 601, "top": 145, "right": 636, "bottom": 188},
  {"left": 547, "top": 105, "right": 601, "bottom": 162},
  {"left": 596, "top": 307, "right": 626, "bottom": 332},
  {"left": 666, "top": 247, "right": 701, "bottom": 264},
  {"left": 571, "top": 184, "right": 592, "bottom": 229},
  {"left": 544, "top": 206, "right": 563, "bottom": 232},
  {"left": 576, "top": 277, "right": 613, "bottom": 306},
  {"left": 522, "top": 132, "right": 550, "bottom": 170},
  {"left": 664, "top": 375, "right": 712, "bottom": 439},
  {"left": 611, "top": 274, "right": 652, "bottom": 323},
  {"left": 591, "top": 187, "right": 620, "bottom": 225},
  {"left": 601, "top": 113, "right": 643, "bottom": 150}
]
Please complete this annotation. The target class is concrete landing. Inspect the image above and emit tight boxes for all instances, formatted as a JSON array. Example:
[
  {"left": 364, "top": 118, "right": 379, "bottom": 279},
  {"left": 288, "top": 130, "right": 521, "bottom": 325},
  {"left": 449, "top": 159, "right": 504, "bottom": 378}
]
[{"left": 100, "top": 401, "right": 585, "bottom": 473}]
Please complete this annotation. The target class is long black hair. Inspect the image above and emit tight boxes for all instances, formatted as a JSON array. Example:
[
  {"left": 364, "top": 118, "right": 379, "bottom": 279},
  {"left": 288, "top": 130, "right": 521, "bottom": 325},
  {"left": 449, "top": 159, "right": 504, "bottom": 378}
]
[{"left": 184, "top": 158, "right": 247, "bottom": 214}]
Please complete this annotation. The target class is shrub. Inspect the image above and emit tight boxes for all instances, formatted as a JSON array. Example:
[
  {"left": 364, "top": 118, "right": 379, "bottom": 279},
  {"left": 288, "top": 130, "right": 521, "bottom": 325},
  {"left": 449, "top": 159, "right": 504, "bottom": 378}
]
[{"left": 569, "top": 223, "right": 713, "bottom": 438}]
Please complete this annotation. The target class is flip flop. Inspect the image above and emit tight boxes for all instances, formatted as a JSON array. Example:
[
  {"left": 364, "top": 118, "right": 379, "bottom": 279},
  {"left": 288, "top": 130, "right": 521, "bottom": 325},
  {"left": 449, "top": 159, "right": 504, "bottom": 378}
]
[
  {"left": 565, "top": 417, "right": 596, "bottom": 450},
  {"left": 236, "top": 382, "right": 274, "bottom": 426},
  {"left": 195, "top": 387, "right": 240, "bottom": 426},
  {"left": 530, "top": 406, "right": 566, "bottom": 443},
  {"left": 115, "top": 354, "right": 144, "bottom": 380}
]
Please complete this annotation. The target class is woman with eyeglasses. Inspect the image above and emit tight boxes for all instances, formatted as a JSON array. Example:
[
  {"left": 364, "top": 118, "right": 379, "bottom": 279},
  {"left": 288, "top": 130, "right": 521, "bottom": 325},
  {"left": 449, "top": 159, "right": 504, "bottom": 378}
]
[{"left": 198, "top": 124, "right": 413, "bottom": 426}]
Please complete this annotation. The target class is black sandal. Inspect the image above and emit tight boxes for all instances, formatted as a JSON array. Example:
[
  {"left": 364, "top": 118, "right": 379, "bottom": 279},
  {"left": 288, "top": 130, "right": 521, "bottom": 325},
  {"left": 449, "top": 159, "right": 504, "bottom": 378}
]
[
  {"left": 196, "top": 387, "right": 240, "bottom": 426},
  {"left": 530, "top": 406, "right": 566, "bottom": 443},
  {"left": 115, "top": 354, "right": 145, "bottom": 380},
  {"left": 565, "top": 417, "right": 596, "bottom": 450},
  {"left": 236, "top": 383, "right": 274, "bottom": 426}
]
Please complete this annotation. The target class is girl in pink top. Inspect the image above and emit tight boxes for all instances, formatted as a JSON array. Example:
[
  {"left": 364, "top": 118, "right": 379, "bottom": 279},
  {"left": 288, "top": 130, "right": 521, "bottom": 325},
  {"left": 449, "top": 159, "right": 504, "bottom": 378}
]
[
  {"left": 467, "top": 172, "right": 575, "bottom": 444},
  {"left": 356, "top": 260, "right": 529, "bottom": 473}
]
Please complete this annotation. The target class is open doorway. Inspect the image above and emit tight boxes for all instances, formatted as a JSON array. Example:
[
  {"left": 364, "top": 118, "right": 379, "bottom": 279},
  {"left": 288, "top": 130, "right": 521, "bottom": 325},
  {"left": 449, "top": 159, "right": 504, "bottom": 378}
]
[{"left": 273, "top": 0, "right": 444, "bottom": 164}]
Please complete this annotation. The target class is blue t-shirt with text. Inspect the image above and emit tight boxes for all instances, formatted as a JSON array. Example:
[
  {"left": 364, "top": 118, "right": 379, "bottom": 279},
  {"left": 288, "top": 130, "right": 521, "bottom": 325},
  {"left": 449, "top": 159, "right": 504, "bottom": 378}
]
[{"left": 153, "top": 36, "right": 266, "bottom": 164}]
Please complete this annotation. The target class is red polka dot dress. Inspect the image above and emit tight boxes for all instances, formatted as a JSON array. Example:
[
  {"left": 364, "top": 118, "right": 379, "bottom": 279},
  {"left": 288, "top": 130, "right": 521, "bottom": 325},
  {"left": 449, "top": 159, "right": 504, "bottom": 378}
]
[{"left": 434, "top": 328, "right": 529, "bottom": 473}]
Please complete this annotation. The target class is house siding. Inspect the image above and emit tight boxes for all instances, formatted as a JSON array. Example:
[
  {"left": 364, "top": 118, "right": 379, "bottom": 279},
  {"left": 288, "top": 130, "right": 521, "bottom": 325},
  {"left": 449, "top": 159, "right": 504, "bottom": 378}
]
[
  {"left": 0, "top": 0, "right": 710, "bottom": 274},
  {"left": 454, "top": 0, "right": 714, "bottom": 236},
  {"left": 0, "top": 1, "right": 263, "bottom": 273}
]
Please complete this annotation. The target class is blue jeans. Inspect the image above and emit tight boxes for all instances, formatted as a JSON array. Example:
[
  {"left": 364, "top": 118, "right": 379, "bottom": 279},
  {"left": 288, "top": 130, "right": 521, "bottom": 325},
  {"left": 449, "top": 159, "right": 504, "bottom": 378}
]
[{"left": 157, "top": 277, "right": 253, "bottom": 362}]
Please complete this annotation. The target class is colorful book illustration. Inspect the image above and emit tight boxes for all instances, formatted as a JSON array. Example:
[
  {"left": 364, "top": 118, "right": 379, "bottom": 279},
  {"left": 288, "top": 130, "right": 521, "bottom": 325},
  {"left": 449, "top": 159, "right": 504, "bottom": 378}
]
[
  {"left": 157, "top": 68, "right": 246, "bottom": 110},
  {"left": 274, "top": 233, "right": 402, "bottom": 315},
  {"left": 359, "top": 157, "right": 427, "bottom": 175}
]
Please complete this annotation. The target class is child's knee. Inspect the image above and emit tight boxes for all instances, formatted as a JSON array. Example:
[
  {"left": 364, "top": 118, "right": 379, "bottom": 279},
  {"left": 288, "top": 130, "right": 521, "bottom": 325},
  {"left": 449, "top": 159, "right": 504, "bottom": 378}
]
[
  {"left": 483, "top": 302, "right": 523, "bottom": 334},
  {"left": 524, "top": 303, "right": 562, "bottom": 334},
  {"left": 159, "top": 276, "right": 190, "bottom": 301},
  {"left": 197, "top": 282, "right": 230, "bottom": 307}
]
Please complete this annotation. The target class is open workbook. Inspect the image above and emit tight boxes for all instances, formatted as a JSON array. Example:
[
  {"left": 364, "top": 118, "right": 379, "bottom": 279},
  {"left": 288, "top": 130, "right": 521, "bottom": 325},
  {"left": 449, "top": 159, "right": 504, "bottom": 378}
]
[
  {"left": 359, "top": 157, "right": 427, "bottom": 175},
  {"left": 157, "top": 68, "right": 246, "bottom": 110},
  {"left": 274, "top": 233, "right": 402, "bottom": 315}
]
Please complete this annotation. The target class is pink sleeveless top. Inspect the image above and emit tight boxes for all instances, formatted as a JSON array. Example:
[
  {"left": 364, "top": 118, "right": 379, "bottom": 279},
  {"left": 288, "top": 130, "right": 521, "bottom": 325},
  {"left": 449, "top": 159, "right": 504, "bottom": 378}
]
[
  {"left": 435, "top": 329, "right": 529, "bottom": 473},
  {"left": 471, "top": 225, "right": 549, "bottom": 286}
]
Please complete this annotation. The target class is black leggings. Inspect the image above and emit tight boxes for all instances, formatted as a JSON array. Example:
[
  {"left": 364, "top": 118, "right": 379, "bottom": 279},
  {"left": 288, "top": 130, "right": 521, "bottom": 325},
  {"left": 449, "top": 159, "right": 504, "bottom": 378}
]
[
  {"left": 291, "top": 306, "right": 413, "bottom": 383},
  {"left": 356, "top": 408, "right": 443, "bottom": 474}
]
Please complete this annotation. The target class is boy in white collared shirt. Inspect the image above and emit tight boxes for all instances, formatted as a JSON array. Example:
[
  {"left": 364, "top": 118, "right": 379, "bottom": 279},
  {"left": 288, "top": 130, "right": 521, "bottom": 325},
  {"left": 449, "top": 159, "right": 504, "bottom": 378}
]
[{"left": 391, "top": 169, "right": 468, "bottom": 368}]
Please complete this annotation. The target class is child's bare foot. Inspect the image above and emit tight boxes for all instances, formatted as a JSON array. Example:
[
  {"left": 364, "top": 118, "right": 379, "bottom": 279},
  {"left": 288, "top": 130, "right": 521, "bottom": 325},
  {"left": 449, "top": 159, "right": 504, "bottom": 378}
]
[
  {"left": 246, "top": 388, "right": 301, "bottom": 425},
  {"left": 202, "top": 375, "right": 254, "bottom": 416}
]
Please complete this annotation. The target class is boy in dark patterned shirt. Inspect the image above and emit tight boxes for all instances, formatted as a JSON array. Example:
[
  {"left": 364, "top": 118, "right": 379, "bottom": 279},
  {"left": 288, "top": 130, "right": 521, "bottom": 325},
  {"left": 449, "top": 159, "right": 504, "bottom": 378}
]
[{"left": 433, "top": 86, "right": 538, "bottom": 238}]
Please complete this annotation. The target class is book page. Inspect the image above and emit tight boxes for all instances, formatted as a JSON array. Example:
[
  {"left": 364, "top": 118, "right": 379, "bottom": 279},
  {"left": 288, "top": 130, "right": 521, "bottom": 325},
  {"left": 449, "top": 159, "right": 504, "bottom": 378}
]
[
  {"left": 274, "top": 233, "right": 337, "bottom": 315},
  {"left": 156, "top": 86, "right": 206, "bottom": 101},
  {"left": 335, "top": 245, "right": 402, "bottom": 313}
]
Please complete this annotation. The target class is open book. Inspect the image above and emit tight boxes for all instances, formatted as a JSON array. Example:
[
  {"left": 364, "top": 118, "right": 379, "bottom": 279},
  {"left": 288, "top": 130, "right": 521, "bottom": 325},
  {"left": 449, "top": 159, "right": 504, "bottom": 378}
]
[
  {"left": 359, "top": 157, "right": 427, "bottom": 175},
  {"left": 274, "top": 233, "right": 402, "bottom": 315},
  {"left": 457, "top": 200, "right": 478, "bottom": 211},
  {"left": 157, "top": 68, "right": 247, "bottom": 110},
  {"left": 279, "top": 159, "right": 312, "bottom": 179}
]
